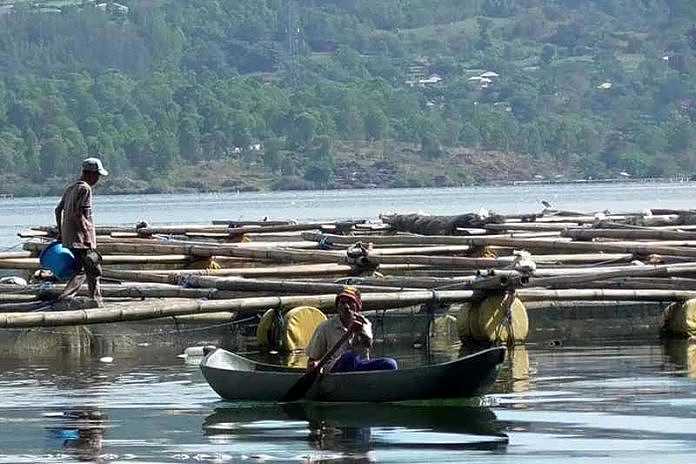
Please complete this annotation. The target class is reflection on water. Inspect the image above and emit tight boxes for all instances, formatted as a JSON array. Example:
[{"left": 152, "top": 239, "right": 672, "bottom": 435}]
[
  {"left": 500, "top": 346, "right": 531, "bottom": 394},
  {"left": 204, "top": 403, "right": 508, "bottom": 459},
  {"left": 663, "top": 338, "right": 696, "bottom": 379},
  {"left": 45, "top": 408, "right": 107, "bottom": 462},
  {"left": 1, "top": 337, "right": 696, "bottom": 463}
]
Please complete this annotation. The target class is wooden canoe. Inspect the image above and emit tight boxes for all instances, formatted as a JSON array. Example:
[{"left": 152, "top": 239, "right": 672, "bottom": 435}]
[{"left": 200, "top": 346, "right": 506, "bottom": 402}]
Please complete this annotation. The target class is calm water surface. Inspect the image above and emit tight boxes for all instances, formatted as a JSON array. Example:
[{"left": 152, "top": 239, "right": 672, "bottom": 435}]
[
  {"left": 0, "top": 338, "right": 695, "bottom": 463},
  {"left": 2, "top": 182, "right": 696, "bottom": 249},
  {"left": 2, "top": 184, "right": 696, "bottom": 462}
]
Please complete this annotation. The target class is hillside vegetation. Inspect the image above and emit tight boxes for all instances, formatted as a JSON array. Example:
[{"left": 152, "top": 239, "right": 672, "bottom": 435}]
[{"left": 1, "top": 0, "right": 696, "bottom": 195}]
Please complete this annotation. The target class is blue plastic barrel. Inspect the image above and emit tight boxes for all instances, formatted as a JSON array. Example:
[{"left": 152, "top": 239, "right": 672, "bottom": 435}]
[{"left": 39, "top": 241, "right": 77, "bottom": 281}]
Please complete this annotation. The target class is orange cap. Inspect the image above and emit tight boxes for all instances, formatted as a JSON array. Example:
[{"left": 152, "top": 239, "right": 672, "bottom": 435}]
[{"left": 336, "top": 287, "right": 363, "bottom": 311}]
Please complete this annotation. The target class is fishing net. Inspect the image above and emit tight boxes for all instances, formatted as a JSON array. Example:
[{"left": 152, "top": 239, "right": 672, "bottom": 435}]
[{"left": 381, "top": 213, "right": 505, "bottom": 235}]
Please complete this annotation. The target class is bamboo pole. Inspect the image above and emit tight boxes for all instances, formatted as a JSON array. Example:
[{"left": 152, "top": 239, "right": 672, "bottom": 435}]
[
  {"left": 23, "top": 240, "right": 516, "bottom": 268},
  {"left": 0, "top": 291, "right": 480, "bottom": 328},
  {"left": 0, "top": 255, "right": 194, "bottom": 270},
  {"left": 0, "top": 259, "right": 38, "bottom": 269},
  {"left": 485, "top": 223, "right": 584, "bottom": 232},
  {"left": 0, "top": 251, "right": 32, "bottom": 259},
  {"left": 17, "top": 229, "right": 49, "bottom": 238},
  {"left": 363, "top": 254, "right": 506, "bottom": 268},
  {"left": 2, "top": 286, "right": 694, "bottom": 328},
  {"left": 302, "top": 232, "right": 559, "bottom": 246},
  {"left": 544, "top": 277, "right": 696, "bottom": 291},
  {"left": 455, "top": 236, "right": 696, "bottom": 258},
  {"left": 528, "top": 263, "right": 696, "bottom": 288},
  {"left": 24, "top": 241, "right": 334, "bottom": 261},
  {"left": 224, "top": 222, "right": 333, "bottom": 237},
  {"left": 518, "top": 288, "right": 696, "bottom": 301},
  {"left": 33, "top": 284, "right": 258, "bottom": 300},
  {"left": 187, "top": 232, "right": 307, "bottom": 242},
  {"left": 563, "top": 228, "right": 696, "bottom": 241},
  {"left": 0, "top": 294, "right": 37, "bottom": 303},
  {"left": 172, "top": 275, "right": 414, "bottom": 294},
  {"left": 212, "top": 220, "right": 292, "bottom": 226},
  {"left": 101, "top": 263, "right": 430, "bottom": 280}
]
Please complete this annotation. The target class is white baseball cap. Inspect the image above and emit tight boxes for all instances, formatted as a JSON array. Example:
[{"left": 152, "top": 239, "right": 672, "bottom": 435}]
[{"left": 82, "top": 157, "right": 109, "bottom": 176}]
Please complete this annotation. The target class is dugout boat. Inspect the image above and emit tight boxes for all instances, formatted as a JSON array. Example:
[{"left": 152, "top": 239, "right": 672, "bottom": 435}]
[{"left": 200, "top": 346, "right": 506, "bottom": 402}]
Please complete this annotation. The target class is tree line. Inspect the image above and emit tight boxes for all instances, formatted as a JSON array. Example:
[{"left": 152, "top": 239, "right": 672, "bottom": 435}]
[{"left": 1, "top": 0, "right": 696, "bottom": 193}]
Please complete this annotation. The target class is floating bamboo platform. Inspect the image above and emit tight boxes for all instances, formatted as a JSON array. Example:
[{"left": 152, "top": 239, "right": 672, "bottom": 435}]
[{"left": 3, "top": 208, "right": 696, "bottom": 341}]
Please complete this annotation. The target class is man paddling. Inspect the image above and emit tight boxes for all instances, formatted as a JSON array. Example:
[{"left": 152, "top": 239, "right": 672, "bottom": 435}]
[
  {"left": 306, "top": 288, "right": 397, "bottom": 373},
  {"left": 54, "top": 157, "right": 108, "bottom": 306}
]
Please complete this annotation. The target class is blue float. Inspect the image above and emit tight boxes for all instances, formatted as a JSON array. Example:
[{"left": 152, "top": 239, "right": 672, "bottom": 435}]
[{"left": 39, "top": 241, "right": 77, "bottom": 281}]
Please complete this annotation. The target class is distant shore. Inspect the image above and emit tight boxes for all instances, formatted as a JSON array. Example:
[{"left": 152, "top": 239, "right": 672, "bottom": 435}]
[{"left": 1, "top": 175, "right": 692, "bottom": 200}]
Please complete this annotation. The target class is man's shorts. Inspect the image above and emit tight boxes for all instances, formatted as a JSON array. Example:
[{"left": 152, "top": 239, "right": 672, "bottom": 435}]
[{"left": 70, "top": 248, "right": 103, "bottom": 278}]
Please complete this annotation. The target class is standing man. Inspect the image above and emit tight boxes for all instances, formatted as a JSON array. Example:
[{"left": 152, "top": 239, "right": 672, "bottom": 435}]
[{"left": 54, "top": 157, "right": 108, "bottom": 306}]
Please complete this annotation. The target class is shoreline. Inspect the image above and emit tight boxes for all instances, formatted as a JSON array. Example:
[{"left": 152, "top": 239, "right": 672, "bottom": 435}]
[{"left": 0, "top": 176, "right": 692, "bottom": 200}]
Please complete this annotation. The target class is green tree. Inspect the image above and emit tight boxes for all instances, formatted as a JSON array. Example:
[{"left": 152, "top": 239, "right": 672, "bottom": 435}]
[
  {"left": 262, "top": 138, "right": 283, "bottom": 172},
  {"left": 304, "top": 162, "right": 335, "bottom": 188},
  {"left": 420, "top": 133, "right": 442, "bottom": 160},
  {"left": 364, "top": 108, "right": 388, "bottom": 141},
  {"left": 40, "top": 136, "right": 69, "bottom": 177},
  {"left": 304, "top": 135, "right": 336, "bottom": 187},
  {"left": 541, "top": 44, "right": 556, "bottom": 65},
  {"left": 179, "top": 111, "right": 203, "bottom": 162},
  {"left": 22, "top": 130, "right": 41, "bottom": 180},
  {"left": 665, "top": 112, "right": 695, "bottom": 153},
  {"left": 289, "top": 112, "right": 317, "bottom": 149}
]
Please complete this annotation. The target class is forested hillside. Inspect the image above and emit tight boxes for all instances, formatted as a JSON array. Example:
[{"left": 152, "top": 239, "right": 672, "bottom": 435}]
[{"left": 1, "top": 0, "right": 696, "bottom": 195}]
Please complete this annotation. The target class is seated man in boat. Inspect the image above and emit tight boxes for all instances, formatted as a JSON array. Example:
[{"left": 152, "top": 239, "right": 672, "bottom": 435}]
[{"left": 306, "top": 288, "right": 398, "bottom": 373}]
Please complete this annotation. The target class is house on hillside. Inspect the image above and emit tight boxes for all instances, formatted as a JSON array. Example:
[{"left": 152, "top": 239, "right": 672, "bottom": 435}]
[
  {"left": 95, "top": 2, "right": 130, "bottom": 15},
  {"left": 467, "top": 70, "right": 500, "bottom": 89},
  {"left": 406, "top": 74, "right": 444, "bottom": 87},
  {"left": 467, "top": 76, "right": 493, "bottom": 89},
  {"left": 419, "top": 74, "right": 443, "bottom": 86},
  {"left": 405, "top": 58, "right": 432, "bottom": 86}
]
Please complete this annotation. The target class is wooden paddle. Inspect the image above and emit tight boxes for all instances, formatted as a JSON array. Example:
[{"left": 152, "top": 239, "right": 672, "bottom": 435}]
[{"left": 281, "top": 326, "right": 355, "bottom": 402}]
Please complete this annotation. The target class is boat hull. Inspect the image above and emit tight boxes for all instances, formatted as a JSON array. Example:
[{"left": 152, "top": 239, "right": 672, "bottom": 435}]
[{"left": 200, "top": 347, "right": 506, "bottom": 402}]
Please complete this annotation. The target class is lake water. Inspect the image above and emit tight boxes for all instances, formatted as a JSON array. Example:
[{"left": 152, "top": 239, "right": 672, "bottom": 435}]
[
  {"left": 2, "top": 183, "right": 696, "bottom": 462},
  {"left": 2, "top": 181, "right": 696, "bottom": 249},
  {"left": 1, "top": 337, "right": 695, "bottom": 463}
]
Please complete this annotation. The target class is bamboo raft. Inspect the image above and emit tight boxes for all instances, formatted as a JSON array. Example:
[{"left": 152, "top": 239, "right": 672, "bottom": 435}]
[{"left": 3, "top": 208, "right": 696, "bottom": 340}]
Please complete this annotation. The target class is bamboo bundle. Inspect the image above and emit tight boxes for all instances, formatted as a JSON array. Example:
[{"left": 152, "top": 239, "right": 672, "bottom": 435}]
[
  {"left": 2, "top": 286, "right": 694, "bottom": 329},
  {"left": 0, "top": 290, "right": 481, "bottom": 328},
  {"left": 11, "top": 209, "right": 696, "bottom": 338}
]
